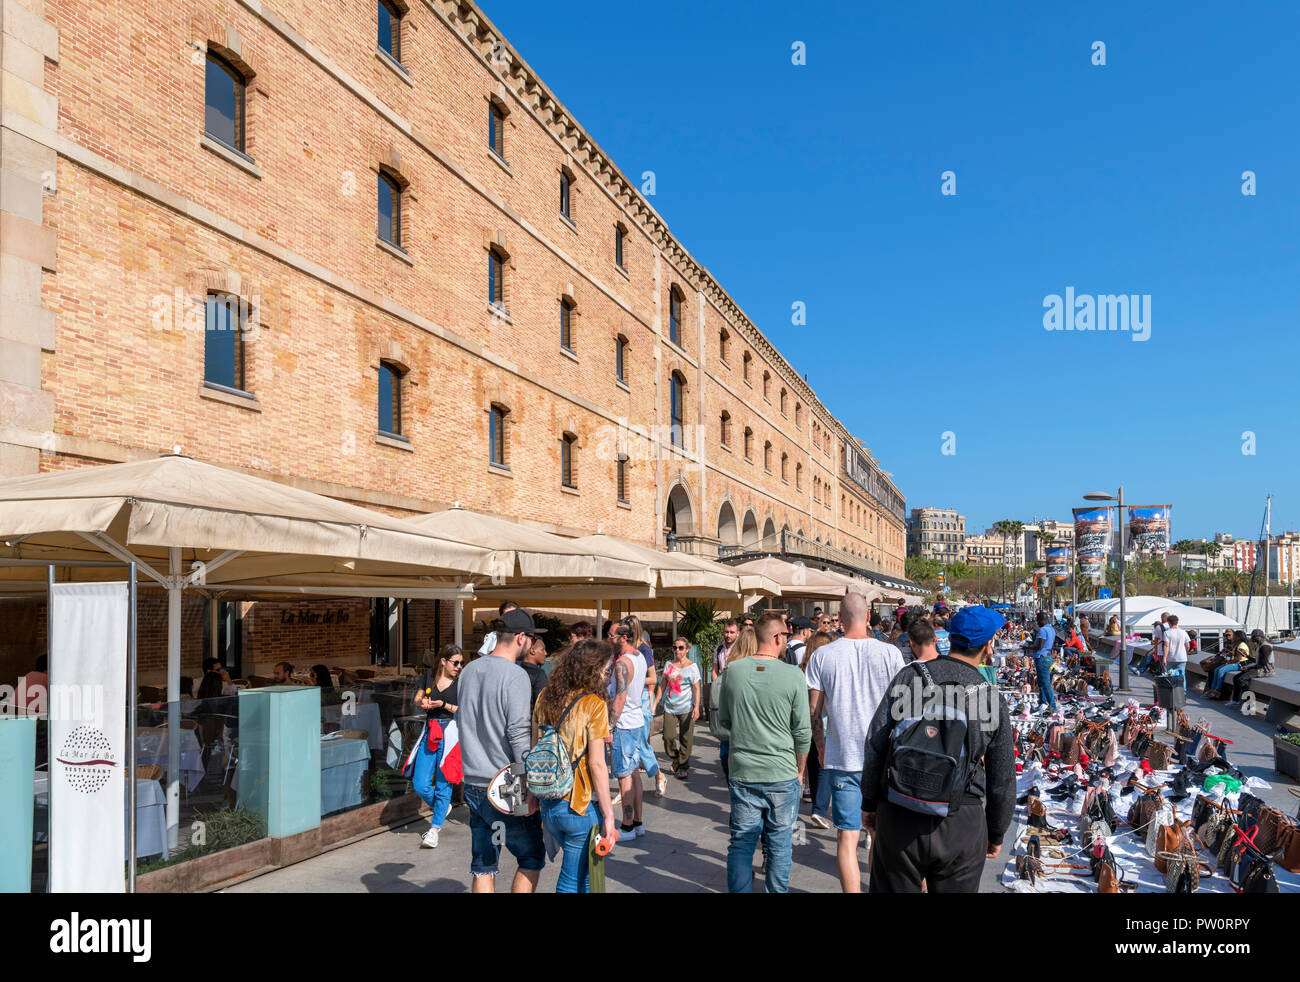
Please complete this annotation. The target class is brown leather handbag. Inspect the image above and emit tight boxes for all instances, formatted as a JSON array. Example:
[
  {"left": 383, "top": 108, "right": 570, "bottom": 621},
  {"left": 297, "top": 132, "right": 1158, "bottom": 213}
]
[
  {"left": 1153, "top": 819, "right": 1193, "bottom": 874},
  {"left": 1061, "top": 734, "right": 1080, "bottom": 765},
  {"left": 1257, "top": 806, "right": 1296, "bottom": 856},
  {"left": 1148, "top": 741, "right": 1173, "bottom": 770},
  {"left": 1127, "top": 785, "right": 1164, "bottom": 831},
  {"left": 1275, "top": 823, "right": 1300, "bottom": 874},
  {"left": 1120, "top": 716, "right": 1138, "bottom": 747}
]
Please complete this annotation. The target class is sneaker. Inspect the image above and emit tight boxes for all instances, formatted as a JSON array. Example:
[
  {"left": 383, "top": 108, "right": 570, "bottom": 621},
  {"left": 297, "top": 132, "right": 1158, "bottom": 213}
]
[
  {"left": 655, "top": 772, "right": 668, "bottom": 797},
  {"left": 632, "top": 821, "right": 646, "bottom": 838},
  {"left": 808, "top": 813, "right": 831, "bottom": 829},
  {"left": 420, "top": 827, "right": 439, "bottom": 849},
  {"left": 611, "top": 789, "right": 622, "bottom": 807}
]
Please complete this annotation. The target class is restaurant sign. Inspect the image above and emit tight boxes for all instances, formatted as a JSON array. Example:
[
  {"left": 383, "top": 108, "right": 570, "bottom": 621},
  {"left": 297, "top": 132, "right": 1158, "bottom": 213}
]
[{"left": 843, "top": 444, "right": 905, "bottom": 522}]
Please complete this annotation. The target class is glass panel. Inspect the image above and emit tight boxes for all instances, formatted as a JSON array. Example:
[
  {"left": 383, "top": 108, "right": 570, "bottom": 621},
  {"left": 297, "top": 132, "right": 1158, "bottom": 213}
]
[
  {"left": 377, "top": 1, "right": 396, "bottom": 58},
  {"left": 378, "top": 365, "right": 395, "bottom": 434},
  {"left": 204, "top": 56, "right": 239, "bottom": 149},
  {"left": 378, "top": 175, "right": 396, "bottom": 244},
  {"left": 204, "top": 295, "right": 239, "bottom": 389}
]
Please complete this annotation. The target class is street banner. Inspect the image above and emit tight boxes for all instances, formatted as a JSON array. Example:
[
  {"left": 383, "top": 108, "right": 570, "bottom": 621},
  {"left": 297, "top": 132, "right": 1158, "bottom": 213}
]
[
  {"left": 1073, "top": 506, "right": 1113, "bottom": 582},
  {"left": 1129, "top": 505, "right": 1172, "bottom": 555},
  {"left": 49, "top": 582, "right": 128, "bottom": 893},
  {"left": 1046, "top": 545, "right": 1070, "bottom": 583}
]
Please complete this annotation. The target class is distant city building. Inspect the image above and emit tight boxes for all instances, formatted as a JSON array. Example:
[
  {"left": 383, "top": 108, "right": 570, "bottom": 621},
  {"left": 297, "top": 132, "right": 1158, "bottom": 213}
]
[
  {"left": 1269, "top": 532, "right": 1300, "bottom": 585},
  {"left": 907, "top": 507, "right": 966, "bottom": 563},
  {"left": 1216, "top": 534, "right": 1258, "bottom": 572},
  {"left": 1023, "top": 520, "right": 1074, "bottom": 566}
]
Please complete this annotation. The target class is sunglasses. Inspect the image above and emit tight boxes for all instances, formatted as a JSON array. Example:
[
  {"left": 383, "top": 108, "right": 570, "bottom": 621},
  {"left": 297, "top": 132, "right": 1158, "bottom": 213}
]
[
  {"left": 448, "top": 660, "right": 463, "bottom": 666},
  {"left": 674, "top": 644, "right": 689, "bottom": 650}
]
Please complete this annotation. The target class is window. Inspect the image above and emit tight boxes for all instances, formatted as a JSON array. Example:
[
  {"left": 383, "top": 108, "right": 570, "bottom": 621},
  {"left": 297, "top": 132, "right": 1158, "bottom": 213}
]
[
  {"left": 796, "top": 462, "right": 803, "bottom": 491},
  {"left": 614, "top": 224, "right": 626, "bottom": 269},
  {"left": 781, "top": 452, "right": 788, "bottom": 482},
  {"left": 617, "top": 455, "right": 629, "bottom": 503},
  {"left": 795, "top": 402, "right": 802, "bottom": 428},
  {"left": 720, "top": 410, "right": 731, "bottom": 447},
  {"left": 668, "top": 287, "right": 683, "bottom": 347},
  {"left": 559, "top": 170, "right": 572, "bottom": 220},
  {"left": 488, "top": 247, "right": 506, "bottom": 310},
  {"left": 763, "top": 371, "right": 771, "bottom": 401},
  {"left": 204, "top": 293, "right": 247, "bottom": 392},
  {"left": 489, "top": 101, "right": 505, "bottom": 160},
  {"left": 377, "top": 0, "right": 402, "bottom": 62},
  {"left": 615, "top": 335, "right": 627, "bottom": 382},
  {"left": 719, "top": 328, "right": 730, "bottom": 364},
  {"left": 561, "top": 432, "right": 577, "bottom": 489},
  {"left": 378, "top": 362, "right": 402, "bottom": 436},
  {"left": 779, "top": 388, "right": 787, "bottom": 415},
  {"left": 489, "top": 404, "right": 508, "bottom": 466},
  {"left": 377, "top": 171, "right": 401, "bottom": 247},
  {"left": 560, "top": 298, "right": 575, "bottom": 351},
  {"left": 204, "top": 52, "right": 245, "bottom": 153},
  {"left": 669, "top": 372, "right": 684, "bottom": 448},
  {"left": 742, "top": 351, "right": 752, "bottom": 384},
  {"left": 764, "top": 441, "right": 772, "bottom": 471},
  {"left": 744, "top": 427, "right": 753, "bottom": 460}
]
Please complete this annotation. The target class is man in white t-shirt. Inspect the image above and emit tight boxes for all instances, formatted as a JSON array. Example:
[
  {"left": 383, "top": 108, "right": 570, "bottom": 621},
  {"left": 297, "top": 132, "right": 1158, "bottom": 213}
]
[
  {"left": 1136, "top": 611, "right": 1169, "bottom": 675},
  {"left": 1162, "top": 614, "right": 1190, "bottom": 690},
  {"left": 805, "top": 591, "right": 905, "bottom": 893}
]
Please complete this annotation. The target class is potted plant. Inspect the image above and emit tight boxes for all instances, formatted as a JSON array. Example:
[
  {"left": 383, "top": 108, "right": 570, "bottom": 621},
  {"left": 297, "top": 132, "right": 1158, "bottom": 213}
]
[{"left": 1274, "top": 732, "right": 1300, "bottom": 780}]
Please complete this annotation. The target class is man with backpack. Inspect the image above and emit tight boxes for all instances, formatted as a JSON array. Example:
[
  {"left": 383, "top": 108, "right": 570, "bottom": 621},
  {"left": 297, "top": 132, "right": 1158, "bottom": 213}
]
[
  {"left": 457, "top": 607, "right": 547, "bottom": 893},
  {"left": 785, "top": 615, "right": 813, "bottom": 667},
  {"left": 861, "top": 605, "right": 1015, "bottom": 893}
]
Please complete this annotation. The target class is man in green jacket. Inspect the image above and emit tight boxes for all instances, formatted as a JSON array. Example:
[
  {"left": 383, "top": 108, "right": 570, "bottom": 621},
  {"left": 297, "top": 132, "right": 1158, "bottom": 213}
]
[{"left": 718, "top": 612, "right": 811, "bottom": 893}]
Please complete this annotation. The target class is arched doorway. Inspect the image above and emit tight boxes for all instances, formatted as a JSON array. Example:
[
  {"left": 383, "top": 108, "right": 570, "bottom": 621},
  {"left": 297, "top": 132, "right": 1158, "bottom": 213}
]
[
  {"left": 664, "top": 483, "right": 694, "bottom": 537},
  {"left": 741, "top": 510, "right": 759, "bottom": 548},
  {"left": 717, "top": 501, "right": 738, "bottom": 545},
  {"left": 762, "top": 518, "right": 777, "bottom": 550}
]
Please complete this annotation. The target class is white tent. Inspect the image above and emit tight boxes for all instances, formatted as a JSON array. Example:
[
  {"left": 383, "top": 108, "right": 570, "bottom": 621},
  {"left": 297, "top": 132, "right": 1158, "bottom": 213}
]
[{"left": 1077, "top": 596, "right": 1241, "bottom": 634}]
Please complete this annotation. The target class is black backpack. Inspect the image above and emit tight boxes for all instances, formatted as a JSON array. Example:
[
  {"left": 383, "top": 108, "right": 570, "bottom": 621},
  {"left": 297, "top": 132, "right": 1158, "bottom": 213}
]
[{"left": 882, "top": 661, "right": 995, "bottom": 817}]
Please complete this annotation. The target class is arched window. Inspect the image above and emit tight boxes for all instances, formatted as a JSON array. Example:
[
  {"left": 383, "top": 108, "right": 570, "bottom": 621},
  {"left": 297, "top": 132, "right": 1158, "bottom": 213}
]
[
  {"left": 795, "top": 402, "right": 802, "bottom": 428},
  {"left": 488, "top": 246, "right": 507, "bottom": 311},
  {"left": 561, "top": 432, "right": 578, "bottom": 489},
  {"left": 779, "top": 388, "right": 787, "bottom": 415},
  {"left": 615, "top": 334, "right": 627, "bottom": 383},
  {"left": 204, "top": 51, "right": 246, "bottom": 153},
  {"left": 781, "top": 452, "right": 788, "bottom": 482},
  {"left": 743, "top": 427, "right": 753, "bottom": 461},
  {"left": 669, "top": 372, "right": 685, "bottom": 448},
  {"left": 489, "top": 404, "right": 509, "bottom": 467},
  {"left": 377, "top": 169, "right": 402, "bottom": 247},
  {"left": 763, "top": 441, "right": 772, "bottom": 472},
  {"left": 720, "top": 410, "right": 731, "bottom": 447},
  {"left": 742, "top": 351, "right": 752, "bottom": 384},
  {"left": 762, "top": 371, "right": 771, "bottom": 401},
  {"left": 796, "top": 462, "right": 803, "bottom": 491},
  {"left": 378, "top": 361, "right": 403, "bottom": 436},
  {"left": 377, "top": 0, "right": 404, "bottom": 63},
  {"left": 560, "top": 297, "right": 575, "bottom": 351},
  {"left": 668, "top": 286, "right": 684, "bottom": 347}
]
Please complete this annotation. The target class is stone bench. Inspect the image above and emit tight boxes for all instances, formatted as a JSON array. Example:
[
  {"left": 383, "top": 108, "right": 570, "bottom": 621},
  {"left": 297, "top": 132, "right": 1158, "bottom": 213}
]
[{"left": 1250, "top": 670, "right": 1300, "bottom": 727}]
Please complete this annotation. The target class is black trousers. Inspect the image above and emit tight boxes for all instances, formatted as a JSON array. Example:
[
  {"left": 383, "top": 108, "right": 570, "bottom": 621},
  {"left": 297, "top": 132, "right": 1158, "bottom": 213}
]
[{"left": 868, "top": 797, "right": 989, "bottom": 894}]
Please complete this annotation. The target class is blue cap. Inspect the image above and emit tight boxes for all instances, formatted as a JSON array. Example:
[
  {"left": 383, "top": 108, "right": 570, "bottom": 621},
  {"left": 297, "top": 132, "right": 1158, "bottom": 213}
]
[{"left": 948, "top": 606, "right": 1005, "bottom": 649}]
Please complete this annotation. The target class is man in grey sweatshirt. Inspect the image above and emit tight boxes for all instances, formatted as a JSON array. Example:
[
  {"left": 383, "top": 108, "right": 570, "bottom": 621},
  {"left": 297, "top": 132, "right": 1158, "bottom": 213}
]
[{"left": 457, "top": 607, "right": 546, "bottom": 893}]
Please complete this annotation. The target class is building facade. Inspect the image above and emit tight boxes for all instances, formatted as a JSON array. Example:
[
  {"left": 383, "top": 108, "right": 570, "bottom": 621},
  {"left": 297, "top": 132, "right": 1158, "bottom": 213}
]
[
  {"left": 907, "top": 507, "right": 965, "bottom": 563},
  {"left": 964, "top": 533, "right": 1003, "bottom": 567}
]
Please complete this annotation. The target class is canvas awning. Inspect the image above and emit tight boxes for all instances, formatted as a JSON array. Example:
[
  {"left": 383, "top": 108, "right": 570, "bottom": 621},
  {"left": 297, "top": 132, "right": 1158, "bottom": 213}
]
[{"left": 731, "top": 556, "right": 854, "bottom": 600}]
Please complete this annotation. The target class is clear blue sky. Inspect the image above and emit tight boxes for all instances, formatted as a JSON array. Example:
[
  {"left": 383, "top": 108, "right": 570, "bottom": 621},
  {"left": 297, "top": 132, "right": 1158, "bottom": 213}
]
[{"left": 481, "top": 0, "right": 1300, "bottom": 541}]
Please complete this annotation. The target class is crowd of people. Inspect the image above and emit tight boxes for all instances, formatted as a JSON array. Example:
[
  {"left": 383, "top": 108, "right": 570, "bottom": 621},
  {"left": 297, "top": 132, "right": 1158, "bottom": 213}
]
[{"left": 405, "top": 595, "right": 1024, "bottom": 894}]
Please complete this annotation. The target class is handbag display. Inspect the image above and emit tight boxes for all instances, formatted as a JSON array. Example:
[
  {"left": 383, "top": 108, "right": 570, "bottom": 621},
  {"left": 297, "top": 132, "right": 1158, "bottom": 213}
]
[
  {"left": 1274, "top": 823, "right": 1300, "bottom": 874},
  {"left": 1144, "top": 800, "right": 1175, "bottom": 857},
  {"left": 1159, "top": 849, "right": 1200, "bottom": 893},
  {"left": 1256, "top": 805, "right": 1294, "bottom": 855},
  {"left": 1120, "top": 715, "right": 1138, "bottom": 747},
  {"left": 1153, "top": 818, "right": 1192, "bottom": 873},
  {"left": 1127, "top": 785, "right": 1164, "bottom": 832},
  {"left": 1239, "top": 854, "right": 1280, "bottom": 893},
  {"left": 1061, "top": 734, "right": 1080, "bottom": 766}
]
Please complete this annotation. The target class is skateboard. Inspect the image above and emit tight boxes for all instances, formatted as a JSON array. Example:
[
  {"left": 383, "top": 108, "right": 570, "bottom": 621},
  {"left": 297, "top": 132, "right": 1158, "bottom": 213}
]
[
  {"left": 587, "top": 826, "right": 617, "bottom": 893},
  {"left": 487, "top": 761, "right": 531, "bottom": 816}
]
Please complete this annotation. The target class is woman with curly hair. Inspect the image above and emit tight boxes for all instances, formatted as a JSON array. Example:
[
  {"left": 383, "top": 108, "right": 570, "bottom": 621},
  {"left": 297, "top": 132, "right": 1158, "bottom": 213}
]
[{"left": 531, "top": 639, "right": 619, "bottom": 892}]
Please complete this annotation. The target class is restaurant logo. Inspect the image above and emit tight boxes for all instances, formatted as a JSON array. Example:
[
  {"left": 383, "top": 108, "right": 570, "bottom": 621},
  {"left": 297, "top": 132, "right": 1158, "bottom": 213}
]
[{"left": 56, "top": 724, "right": 118, "bottom": 794}]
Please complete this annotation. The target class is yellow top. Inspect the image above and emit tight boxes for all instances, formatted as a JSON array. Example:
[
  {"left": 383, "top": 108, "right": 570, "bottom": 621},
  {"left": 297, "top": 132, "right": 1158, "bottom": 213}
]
[{"left": 533, "top": 693, "right": 611, "bottom": 815}]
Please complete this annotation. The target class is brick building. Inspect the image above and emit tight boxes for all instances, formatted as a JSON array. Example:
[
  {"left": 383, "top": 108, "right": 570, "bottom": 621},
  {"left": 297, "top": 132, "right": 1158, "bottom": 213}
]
[{"left": 0, "top": 0, "right": 907, "bottom": 681}]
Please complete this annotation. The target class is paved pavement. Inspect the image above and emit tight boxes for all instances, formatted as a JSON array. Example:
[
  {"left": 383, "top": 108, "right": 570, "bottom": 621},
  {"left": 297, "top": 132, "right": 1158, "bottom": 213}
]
[{"left": 225, "top": 659, "right": 1297, "bottom": 894}]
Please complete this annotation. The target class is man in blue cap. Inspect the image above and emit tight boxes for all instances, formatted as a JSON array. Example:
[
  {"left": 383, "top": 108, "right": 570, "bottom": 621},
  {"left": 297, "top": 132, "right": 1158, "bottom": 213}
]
[{"left": 860, "top": 605, "right": 1016, "bottom": 893}]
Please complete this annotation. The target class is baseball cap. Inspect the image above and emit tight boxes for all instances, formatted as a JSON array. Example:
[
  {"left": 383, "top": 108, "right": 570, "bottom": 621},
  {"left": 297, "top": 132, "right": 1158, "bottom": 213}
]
[
  {"left": 790, "top": 615, "right": 813, "bottom": 630},
  {"left": 949, "top": 606, "right": 1005, "bottom": 648},
  {"left": 498, "top": 607, "right": 546, "bottom": 636}
]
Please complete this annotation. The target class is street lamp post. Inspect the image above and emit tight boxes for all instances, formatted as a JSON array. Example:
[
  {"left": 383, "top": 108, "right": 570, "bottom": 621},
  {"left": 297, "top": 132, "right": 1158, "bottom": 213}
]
[{"left": 1085, "top": 486, "right": 1128, "bottom": 693}]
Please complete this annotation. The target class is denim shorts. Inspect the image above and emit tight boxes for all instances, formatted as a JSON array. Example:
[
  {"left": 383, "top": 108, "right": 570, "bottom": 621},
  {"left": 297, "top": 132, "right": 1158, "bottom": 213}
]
[
  {"left": 612, "top": 726, "right": 658, "bottom": 779},
  {"left": 464, "top": 784, "right": 546, "bottom": 877},
  {"left": 824, "top": 768, "right": 863, "bottom": 831}
]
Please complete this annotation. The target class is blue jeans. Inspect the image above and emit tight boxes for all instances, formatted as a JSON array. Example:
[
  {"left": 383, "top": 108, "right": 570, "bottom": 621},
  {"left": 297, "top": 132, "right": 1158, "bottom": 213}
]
[
  {"left": 1209, "top": 664, "right": 1236, "bottom": 692},
  {"left": 1135, "top": 653, "right": 1155, "bottom": 673},
  {"left": 463, "top": 784, "right": 546, "bottom": 877},
  {"left": 641, "top": 691, "right": 652, "bottom": 744},
  {"left": 824, "top": 769, "right": 863, "bottom": 831},
  {"left": 412, "top": 732, "right": 454, "bottom": 830},
  {"left": 1035, "top": 656, "right": 1056, "bottom": 710},
  {"left": 612, "top": 727, "right": 660, "bottom": 779},
  {"left": 727, "top": 779, "right": 800, "bottom": 893},
  {"left": 720, "top": 740, "right": 730, "bottom": 780},
  {"left": 540, "top": 797, "right": 599, "bottom": 893}
]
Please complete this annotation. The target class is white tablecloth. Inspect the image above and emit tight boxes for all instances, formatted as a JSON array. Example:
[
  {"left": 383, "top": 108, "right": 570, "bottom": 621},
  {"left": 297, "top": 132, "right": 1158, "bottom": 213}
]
[
  {"left": 320, "top": 735, "right": 369, "bottom": 815},
  {"left": 34, "top": 775, "right": 169, "bottom": 859},
  {"left": 321, "top": 702, "right": 384, "bottom": 751},
  {"left": 135, "top": 726, "right": 205, "bottom": 792}
]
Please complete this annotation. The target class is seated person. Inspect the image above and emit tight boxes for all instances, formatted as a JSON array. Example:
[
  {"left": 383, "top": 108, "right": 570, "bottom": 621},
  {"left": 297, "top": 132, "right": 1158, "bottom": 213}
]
[
  {"left": 1206, "top": 631, "right": 1250, "bottom": 699},
  {"left": 271, "top": 661, "right": 296, "bottom": 685},
  {"left": 311, "top": 664, "right": 334, "bottom": 691},
  {"left": 202, "top": 656, "right": 232, "bottom": 683}
]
